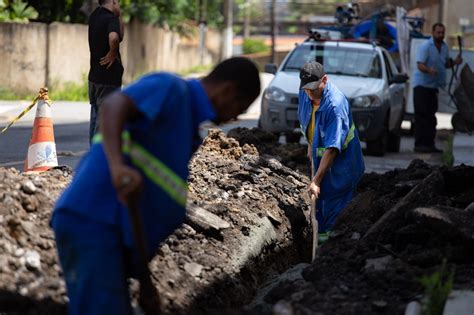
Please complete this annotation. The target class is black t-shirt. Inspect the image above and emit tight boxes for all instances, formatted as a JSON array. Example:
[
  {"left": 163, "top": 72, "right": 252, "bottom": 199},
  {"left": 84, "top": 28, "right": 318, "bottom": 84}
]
[{"left": 88, "top": 7, "right": 124, "bottom": 86}]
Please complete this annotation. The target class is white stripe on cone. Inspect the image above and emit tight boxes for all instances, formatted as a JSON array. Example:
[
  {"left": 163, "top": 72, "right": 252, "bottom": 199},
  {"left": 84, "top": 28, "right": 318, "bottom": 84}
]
[
  {"left": 35, "top": 100, "right": 52, "bottom": 118},
  {"left": 27, "top": 142, "right": 58, "bottom": 170}
]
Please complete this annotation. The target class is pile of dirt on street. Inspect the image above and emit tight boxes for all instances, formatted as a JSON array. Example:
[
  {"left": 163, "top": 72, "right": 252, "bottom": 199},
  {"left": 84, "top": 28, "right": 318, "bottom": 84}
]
[
  {"left": 0, "top": 129, "right": 312, "bottom": 315},
  {"left": 1, "top": 127, "right": 473, "bottom": 315},
  {"left": 0, "top": 167, "right": 71, "bottom": 314},
  {"left": 227, "top": 127, "right": 309, "bottom": 175},
  {"left": 249, "top": 159, "right": 474, "bottom": 315},
  {"left": 146, "top": 129, "right": 312, "bottom": 314}
]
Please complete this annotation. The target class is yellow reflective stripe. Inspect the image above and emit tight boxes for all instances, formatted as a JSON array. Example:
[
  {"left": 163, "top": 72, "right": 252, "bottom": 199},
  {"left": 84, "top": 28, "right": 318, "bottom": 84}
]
[
  {"left": 342, "top": 123, "right": 356, "bottom": 150},
  {"left": 128, "top": 141, "right": 188, "bottom": 207},
  {"left": 316, "top": 123, "right": 356, "bottom": 157},
  {"left": 92, "top": 133, "right": 103, "bottom": 144},
  {"left": 316, "top": 147, "right": 326, "bottom": 157},
  {"left": 93, "top": 132, "right": 187, "bottom": 207},
  {"left": 122, "top": 131, "right": 131, "bottom": 154}
]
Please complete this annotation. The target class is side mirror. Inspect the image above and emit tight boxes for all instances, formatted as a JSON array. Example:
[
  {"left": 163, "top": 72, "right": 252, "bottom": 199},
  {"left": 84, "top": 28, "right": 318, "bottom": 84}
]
[
  {"left": 389, "top": 73, "right": 409, "bottom": 85},
  {"left": 264, "top": 63, "right": 278, "bottom": 74}
]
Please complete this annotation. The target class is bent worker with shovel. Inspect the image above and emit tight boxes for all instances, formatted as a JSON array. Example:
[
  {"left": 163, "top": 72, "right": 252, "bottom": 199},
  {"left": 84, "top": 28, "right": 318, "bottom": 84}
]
[
  {"left": 51, "top": 57, "right": 261, "bottom": 315},
  {"left": 297, "top": 61, "right": 365, "bottom": 260}
]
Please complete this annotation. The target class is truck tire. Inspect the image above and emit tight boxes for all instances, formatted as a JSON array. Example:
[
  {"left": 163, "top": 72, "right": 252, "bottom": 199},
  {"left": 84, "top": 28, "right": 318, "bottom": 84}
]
[
  {"left": 366, "top": 127, "right": 387, "bottom": 156},
  {"left": 285, "top": 132, "right": 301, "bottom": 144},
  {"left": 451, "top": 112, "right": 474, "bottom": 133},
  {"left": 387, "top": 132, "right": 401, "bottom": 152}
]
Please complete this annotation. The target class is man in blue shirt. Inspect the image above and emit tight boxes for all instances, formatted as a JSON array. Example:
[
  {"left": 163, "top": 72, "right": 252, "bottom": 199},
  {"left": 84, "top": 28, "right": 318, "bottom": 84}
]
[
  {"left": 51, "top": 57, "right": 261, "bottom": 315},
  {"left": 298, "top": 61, "right": 365, "bottom": 240},
  {"left": 412, "top": 23, "right": 462, "bottom": 153}
]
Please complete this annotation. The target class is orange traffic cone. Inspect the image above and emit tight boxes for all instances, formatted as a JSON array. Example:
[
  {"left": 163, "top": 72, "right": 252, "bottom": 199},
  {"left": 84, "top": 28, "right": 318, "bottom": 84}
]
[{"left": 24, "top": 88, "right": 58, "bottom": 172}]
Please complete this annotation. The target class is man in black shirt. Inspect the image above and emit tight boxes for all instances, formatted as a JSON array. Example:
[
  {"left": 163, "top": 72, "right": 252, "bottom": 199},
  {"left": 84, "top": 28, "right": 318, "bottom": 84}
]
[{"left": 88, "top": 0, "right": 124, "bottom": 144}]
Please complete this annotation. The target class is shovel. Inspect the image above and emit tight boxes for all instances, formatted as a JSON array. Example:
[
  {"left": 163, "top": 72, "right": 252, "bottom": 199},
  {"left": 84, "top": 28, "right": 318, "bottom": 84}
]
[
  {"left": 126, "top": 200, "right": 161, "bottom": 315},
  {"left": 310, "top": 160, "right": 318, "bottom": 262}
]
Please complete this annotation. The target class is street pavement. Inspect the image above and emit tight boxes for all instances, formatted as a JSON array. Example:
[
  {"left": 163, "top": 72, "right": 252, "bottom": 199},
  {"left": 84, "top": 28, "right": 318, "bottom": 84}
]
[{"left": 0, "top": 73, "right": 468, "bottom": 173}]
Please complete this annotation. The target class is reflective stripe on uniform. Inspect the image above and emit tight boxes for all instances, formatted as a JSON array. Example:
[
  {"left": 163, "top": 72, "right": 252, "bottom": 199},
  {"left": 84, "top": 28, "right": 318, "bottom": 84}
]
[
  {"left": 316, "top": 123, "right": 356, "bottom": 157},
  {"left": 92, "top": 132, "right": 188, "bottom": 206}
]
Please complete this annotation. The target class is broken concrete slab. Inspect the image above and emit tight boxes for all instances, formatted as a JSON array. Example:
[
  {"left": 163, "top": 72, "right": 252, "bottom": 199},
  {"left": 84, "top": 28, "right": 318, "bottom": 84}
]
[
  {"left": 246, "top": 263, "right": 310, "bottom": 313},
  {"left": 364, "top": 170, "right": 445, "bottom": 243},
  {"left": 186, "top": 204, "right": 231, "bottom": 232},
  {"left": 443, "top": 290, "right": 474, "bottom": 315},
  {"left": 409, "top": 206, "right": 474, "bottom": 243},
  {"left": 364, "top": 255, "right": 394, "bottom": 272}
]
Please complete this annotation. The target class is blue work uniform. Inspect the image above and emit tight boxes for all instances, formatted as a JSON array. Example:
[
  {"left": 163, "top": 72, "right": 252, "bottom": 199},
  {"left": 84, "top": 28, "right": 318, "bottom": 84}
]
[
  {"left": 412, "top": 37, "right": 449, "bottom": 148},
  {"left": 52, "top": 73, "right": 215, "bottom": 315},
  {"left": 412, "top": 37, "right": 449, "bottom": 89},
  {"left": 298, "top": 81, "right": 365, "bottom": 232}
]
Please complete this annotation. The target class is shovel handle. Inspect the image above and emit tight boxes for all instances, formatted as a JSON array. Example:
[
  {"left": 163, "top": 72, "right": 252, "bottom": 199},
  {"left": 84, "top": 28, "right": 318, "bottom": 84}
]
[
  {"left": 310, "top": 158, "right": 318, "bottom": 262},
  {"left": 126, "top": 201, "right": 161, "bottom": 314},
  {"left": 310, "top": 194, "right": 318, "bottom": 262}
]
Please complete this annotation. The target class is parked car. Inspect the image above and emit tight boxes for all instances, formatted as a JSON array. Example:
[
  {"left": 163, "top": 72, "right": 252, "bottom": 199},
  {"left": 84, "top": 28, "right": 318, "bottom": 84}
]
[{"left": 259, "top": 38, "right": 408, "bottom": 156}]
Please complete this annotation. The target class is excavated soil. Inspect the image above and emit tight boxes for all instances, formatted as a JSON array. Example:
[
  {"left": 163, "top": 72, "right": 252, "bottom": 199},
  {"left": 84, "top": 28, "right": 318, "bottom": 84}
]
[
  {"left": 0, "top": 129, "right": 312, "bottom": 315},
  {"left": 0, "top": 127, "right": 473, "bottom": 315},
  {"left": 246, "top": 162, "right": 474, "bottom": 315}
]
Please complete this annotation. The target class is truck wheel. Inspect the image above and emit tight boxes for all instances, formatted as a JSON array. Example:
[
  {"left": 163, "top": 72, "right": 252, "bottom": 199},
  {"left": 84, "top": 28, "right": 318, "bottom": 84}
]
[
  {"left": 387, "top": 132, "right": 401, "bottom": 152},
  {"left": 452, "top": 112, "right": 470, "bottom": 133},
  {"left": 285, "top": 132, "right": 301, "bottom": 144},
  {"left": 366, "top": 127, "right": 387, "bottom": 156}
]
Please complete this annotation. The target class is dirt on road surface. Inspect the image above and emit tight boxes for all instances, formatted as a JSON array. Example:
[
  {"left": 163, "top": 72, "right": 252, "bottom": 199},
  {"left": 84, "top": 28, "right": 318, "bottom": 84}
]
[{"left": 0, "top": 128, "right": 473, "bottom": 315}]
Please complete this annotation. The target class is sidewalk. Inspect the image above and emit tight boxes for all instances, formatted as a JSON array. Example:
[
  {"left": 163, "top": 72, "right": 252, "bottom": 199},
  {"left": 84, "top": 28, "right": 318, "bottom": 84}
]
[
  {"left": 453, "top": 132, "right": 474, "bottom": 166},
  {"left": 0, "top": 100, "right": 90, "bottom": 126}
]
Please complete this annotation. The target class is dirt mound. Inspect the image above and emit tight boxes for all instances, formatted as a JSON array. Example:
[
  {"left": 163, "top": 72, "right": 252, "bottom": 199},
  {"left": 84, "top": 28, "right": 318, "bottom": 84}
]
[
  {"left": 0, "top": 130, "right": 312, "bottom": 314},
  {"left": 0, "top": 167, "right": 71, "bottom": 314},
  {"left": 251, "top": 160, "right": 474, "bottom": 314},
  {"left": 1, "top": 127, "right": 473, "bottom": 315},
  {"left": 154, "top": 129, "right": 311, "bottom": 313},
  {"left": 228, "top": 127, "right": 309, "bottom": 174}
]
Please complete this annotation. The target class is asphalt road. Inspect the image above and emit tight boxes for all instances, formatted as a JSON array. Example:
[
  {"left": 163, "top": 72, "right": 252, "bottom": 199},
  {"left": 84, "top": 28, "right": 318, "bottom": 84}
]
[{"left": 0, "top": 73, "right": 451, "bottom": 173}]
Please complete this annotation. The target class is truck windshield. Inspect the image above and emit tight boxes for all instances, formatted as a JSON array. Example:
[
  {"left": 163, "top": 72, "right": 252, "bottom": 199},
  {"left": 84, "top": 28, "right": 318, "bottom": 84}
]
[{"left": 283, "top": 45, "right": 382, "bottom": 78}]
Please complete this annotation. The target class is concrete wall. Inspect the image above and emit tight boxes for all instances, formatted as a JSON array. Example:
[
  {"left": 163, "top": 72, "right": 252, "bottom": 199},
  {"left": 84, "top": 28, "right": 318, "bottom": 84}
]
[
  {"left": 0, "top": 21, "right": 222, "bottom": 94},
  {"left": 242, "top": 51, "right": 289, "bottom": 72},
  {"left": 0, "top": 22, "right": 47, "bottom": 94},
  {"left": 444, "top": 0, "right": 474, "bottom": 48},
  {"left": 47, "top": 22, "right": 89, "bottom": 86},
  {"left": 122, "top": 20, "right": 221, "bottom": 82},
  {"left": 409, "top": 0, "right": 474, "bottom": 48}
]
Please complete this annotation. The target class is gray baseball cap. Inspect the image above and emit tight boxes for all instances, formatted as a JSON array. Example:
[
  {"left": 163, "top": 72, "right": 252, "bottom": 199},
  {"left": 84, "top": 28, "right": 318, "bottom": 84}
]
[{"left": 299, "top": 61, "right": 326, "bottom": 90}]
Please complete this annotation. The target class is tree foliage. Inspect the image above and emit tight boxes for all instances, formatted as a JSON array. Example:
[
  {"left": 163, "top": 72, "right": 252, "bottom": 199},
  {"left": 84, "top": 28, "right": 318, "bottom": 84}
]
[
  {"left": 120, "top": 0, "right": 223, "bottom": 31},
  {"left": 0, "top": 0, "right": 38, "bottom": 23},
  {"left": 16, "top": 0, "right": 225, "bottom": 30},
  {"left": 27, "top": 0, "right": 85, "bottom": 23}
]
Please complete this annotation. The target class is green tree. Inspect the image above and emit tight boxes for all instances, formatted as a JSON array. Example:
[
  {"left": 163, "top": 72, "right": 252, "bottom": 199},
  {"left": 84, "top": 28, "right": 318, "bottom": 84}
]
[
  {"left": 120, "top": 0, "right": 223, "bottom": 30},
  {"left": 0, "top": 0, "right": 38, "bottom": 22},
  {"left": 27, "top": 0, "right": 85, "bottom": 23},
  {"left": 22, "top": 0, "right": 225, "bottom": 32}
]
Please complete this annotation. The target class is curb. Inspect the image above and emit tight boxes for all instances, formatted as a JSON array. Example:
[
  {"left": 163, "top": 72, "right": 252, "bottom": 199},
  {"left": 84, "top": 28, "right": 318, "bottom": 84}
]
[{"left": 453, "top": 133, "right": 474, "bottom": 166}]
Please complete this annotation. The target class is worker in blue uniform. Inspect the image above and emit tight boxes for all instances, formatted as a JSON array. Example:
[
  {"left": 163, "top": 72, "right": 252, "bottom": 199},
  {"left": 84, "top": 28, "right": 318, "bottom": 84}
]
[
  {"left": 51, "top": 57, "right": 261, "bottom": 315},
  {"left": 298, "top": 61, "right": 365, "bottom": 241}
]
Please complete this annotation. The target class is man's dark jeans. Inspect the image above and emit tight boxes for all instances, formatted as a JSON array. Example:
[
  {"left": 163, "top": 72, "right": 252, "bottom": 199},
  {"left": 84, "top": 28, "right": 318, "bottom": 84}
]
[
  {"left": 413, "top": 86, "right": 438, "bottom": 148},
  {"left": 88, "top": 81, "right": 119, "bottom": 145}
]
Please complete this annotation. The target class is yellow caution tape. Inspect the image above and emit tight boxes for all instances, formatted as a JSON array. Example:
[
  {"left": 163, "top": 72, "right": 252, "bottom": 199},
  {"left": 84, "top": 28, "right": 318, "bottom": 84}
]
[{"left": 1, "top": 88, "right": 51, "bottom": 134}]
